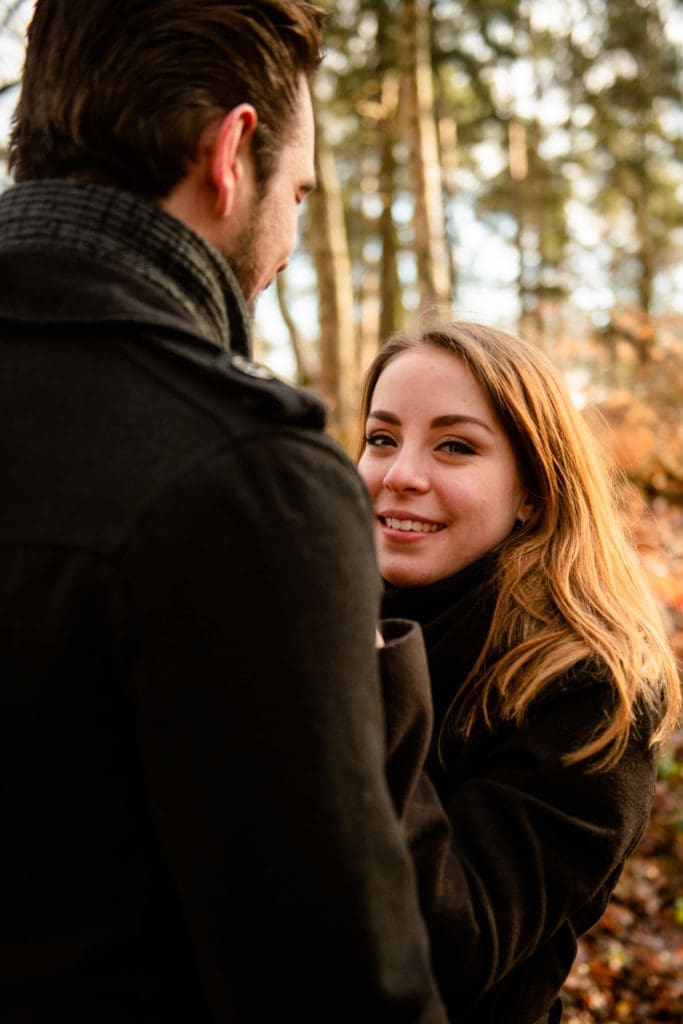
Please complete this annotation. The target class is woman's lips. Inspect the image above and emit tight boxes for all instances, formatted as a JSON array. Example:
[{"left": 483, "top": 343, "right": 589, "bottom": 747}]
[{"left": 378, "top": 514, "right": 445, "bottom": 537}]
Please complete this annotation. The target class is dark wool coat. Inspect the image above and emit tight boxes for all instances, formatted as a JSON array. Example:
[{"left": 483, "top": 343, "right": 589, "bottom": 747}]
[
  {"left": 381, "top": 558, "right": 659, "bottom": 1024},
  {"left": 0, "top": 181, "right": 448, "bottom": 1024}
]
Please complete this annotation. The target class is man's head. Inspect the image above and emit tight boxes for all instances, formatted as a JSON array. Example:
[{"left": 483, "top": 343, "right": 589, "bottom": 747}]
[
  {"left": 165, "top": 71, "right": 316, "bottom": 304},
  {"left": 8, "top": 0, "right": 324, "bottom": 199},
  {"left": 195, "top": 75, "right": 316, "bottom": 303}
]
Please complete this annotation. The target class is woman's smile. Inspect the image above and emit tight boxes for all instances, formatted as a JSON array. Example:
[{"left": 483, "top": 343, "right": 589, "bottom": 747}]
[{"left": 378, "top": 512, "right": 445, "bottom": 536}]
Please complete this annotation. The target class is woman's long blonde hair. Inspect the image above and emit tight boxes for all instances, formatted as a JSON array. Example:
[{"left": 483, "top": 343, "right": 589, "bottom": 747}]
[{"left": 357, "top": 318, "right": 681, "bottom": 769}]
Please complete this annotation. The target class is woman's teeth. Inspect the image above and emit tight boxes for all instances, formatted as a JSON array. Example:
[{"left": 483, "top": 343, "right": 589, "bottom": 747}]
[{"left": 383, "top": 517, "right": 441, "bottom": 533}]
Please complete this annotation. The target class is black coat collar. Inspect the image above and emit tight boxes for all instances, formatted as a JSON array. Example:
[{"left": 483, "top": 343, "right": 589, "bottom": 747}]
[{"left": 0, "top": 179, "right": 251, "bottom": 355}]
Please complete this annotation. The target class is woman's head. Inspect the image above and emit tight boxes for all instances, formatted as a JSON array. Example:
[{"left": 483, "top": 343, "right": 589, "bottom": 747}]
[
  {"left": 357, "top": 333, "right": 534, "bottom": 586},
  {"left": 357, "top": 318, "right": 606, "bottom": 587},
  {"left": 358, "top": 317, "right": 680, "bottom": 766}
]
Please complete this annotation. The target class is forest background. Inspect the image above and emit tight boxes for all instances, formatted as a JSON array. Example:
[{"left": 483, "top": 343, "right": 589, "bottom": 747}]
[{"left": 1, "top": 1, "right": 681, "bottom": 1020}]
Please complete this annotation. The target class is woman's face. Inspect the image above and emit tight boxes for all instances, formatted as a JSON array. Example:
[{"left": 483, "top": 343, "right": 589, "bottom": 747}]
[{"left": 358, "top": 345, "right": 532, "bottom": 587}]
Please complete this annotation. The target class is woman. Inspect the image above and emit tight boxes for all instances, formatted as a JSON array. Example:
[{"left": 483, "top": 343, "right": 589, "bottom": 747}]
[{"left": 358, "top": 319, "right": 680, "bottom": 1024}]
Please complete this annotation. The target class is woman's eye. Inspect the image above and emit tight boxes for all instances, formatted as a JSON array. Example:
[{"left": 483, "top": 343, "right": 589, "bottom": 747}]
[
  {"left": 365, "top": 432, "right": 396, "bottom": 448},
  {"left": 437, "top": 438, "right": 476, "bottom": 455}
]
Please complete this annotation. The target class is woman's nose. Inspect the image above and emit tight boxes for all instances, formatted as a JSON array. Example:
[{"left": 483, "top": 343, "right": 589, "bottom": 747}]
[{"left": 382, "top": 449, "right": 429, "bottom": 493}]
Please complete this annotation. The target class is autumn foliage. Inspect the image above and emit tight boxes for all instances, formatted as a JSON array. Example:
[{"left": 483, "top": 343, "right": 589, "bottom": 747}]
[{"left": 561, "top": 315, "right": 682, "bottom": 1022}]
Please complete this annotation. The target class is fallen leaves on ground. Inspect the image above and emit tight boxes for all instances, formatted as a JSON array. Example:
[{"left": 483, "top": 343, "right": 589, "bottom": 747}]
[{"left": 561, "top": 730, "right": 683, "bottom": 1023}]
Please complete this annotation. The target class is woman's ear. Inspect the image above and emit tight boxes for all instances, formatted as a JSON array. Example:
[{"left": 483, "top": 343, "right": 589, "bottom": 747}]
[
  {"left": 516, "top": 494, "right": 537, "bottom": 526},
  {"left": 208, "top": 104, "right": 258, "bottom": 218}
]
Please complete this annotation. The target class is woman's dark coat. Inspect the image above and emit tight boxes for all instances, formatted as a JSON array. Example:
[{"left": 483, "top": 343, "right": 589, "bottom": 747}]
[{"left": 380, "top": 558, "right": 658, "bottom": 1024}]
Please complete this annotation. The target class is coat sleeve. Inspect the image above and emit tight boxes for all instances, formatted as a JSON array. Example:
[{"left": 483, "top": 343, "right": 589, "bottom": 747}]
[
  {"left": 119, "top": 430, "right": 448, "bottom": 1024},
  {"left": 377, "top": 617, "right": 437, "bottom": 816},
  {"left": 400, "top": 671, "right": 659, "bottom": 1021}
]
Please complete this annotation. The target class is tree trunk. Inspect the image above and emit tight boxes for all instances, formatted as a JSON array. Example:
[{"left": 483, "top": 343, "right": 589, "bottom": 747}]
[
  {"left": 435, "top": 68, "right": 458, "bottom": 297},
  {"left": 305, "top": 108, "right": 356, "bottom": 442},
  {"left": 275, "top": 272, "right": 312, "bottom": 386},
  {"left": 400, "top": 0, "right": 450, "bottom": 311},
  {"left": 378, "top": 70, "right": 401, "bottom": 347}
]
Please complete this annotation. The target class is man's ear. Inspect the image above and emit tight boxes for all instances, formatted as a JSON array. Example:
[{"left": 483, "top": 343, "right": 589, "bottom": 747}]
[{"left": 209, "top": 104, "right": 258, "bottom": 218}]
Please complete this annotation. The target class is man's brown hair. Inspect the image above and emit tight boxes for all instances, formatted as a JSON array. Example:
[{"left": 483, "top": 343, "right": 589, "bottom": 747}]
[{"left": 9, "top": 0, "right": 325, "bottom": 197}]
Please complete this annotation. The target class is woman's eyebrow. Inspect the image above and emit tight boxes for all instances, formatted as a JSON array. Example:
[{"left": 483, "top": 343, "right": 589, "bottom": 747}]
[
  {"left": 430, "top": 414, "right": 494, "bottom": 433},
  {"left": 367, "top": 409, "right": 400, "bottom": 424},
  {"left": 367, "top": 410, "right": 494, "bottom": 434}
]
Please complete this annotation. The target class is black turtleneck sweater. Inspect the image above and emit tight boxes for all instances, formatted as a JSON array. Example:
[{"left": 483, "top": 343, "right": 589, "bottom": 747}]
[
  {"left": 381, "top": 559, "right": 658, "bottom": 1024},
  {"left": 383, "top": 556, "right": 496, "bottom": 783}
]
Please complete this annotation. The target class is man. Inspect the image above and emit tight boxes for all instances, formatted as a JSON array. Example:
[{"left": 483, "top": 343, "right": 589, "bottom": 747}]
[{"left": 0, "top": 3, "right": 448, "bottom": 1021}]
